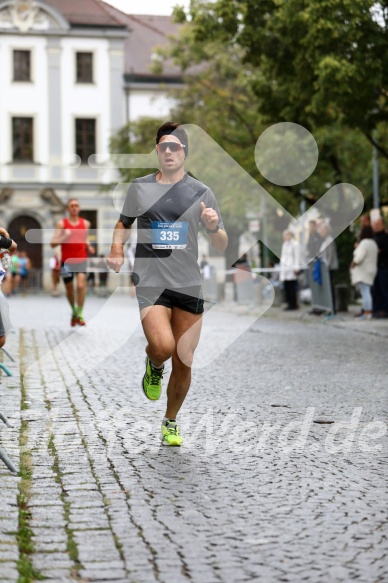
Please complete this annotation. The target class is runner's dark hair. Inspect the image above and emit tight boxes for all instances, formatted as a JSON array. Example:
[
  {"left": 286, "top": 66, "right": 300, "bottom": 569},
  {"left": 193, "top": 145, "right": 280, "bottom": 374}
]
[{"left": 156, "top": 121, "right": 188, "bottom": 157}]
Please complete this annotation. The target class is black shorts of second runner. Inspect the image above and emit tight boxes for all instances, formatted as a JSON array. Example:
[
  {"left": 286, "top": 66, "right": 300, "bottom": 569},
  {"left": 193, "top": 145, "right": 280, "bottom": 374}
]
[
  {"left": 61, "top": 261, "right": 88, "bottom": 283},
  {"left": 136, "top": 286, "right": 204, "bottom": 314}
]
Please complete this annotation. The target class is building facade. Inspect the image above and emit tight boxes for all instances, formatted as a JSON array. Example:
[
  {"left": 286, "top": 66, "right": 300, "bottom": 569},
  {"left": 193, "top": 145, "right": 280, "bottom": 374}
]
[
  {"left": 0, "top": 0, "right": 182, "bottom": 288},
  {"left": 100, "top": 6, "right": 184, "bottom": 123}
]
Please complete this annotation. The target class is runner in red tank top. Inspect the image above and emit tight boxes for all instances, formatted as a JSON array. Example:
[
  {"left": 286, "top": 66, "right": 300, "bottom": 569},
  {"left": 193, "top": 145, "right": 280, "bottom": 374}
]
[{"left": 51, "top": 198, "right": 94, "bottom": 326}]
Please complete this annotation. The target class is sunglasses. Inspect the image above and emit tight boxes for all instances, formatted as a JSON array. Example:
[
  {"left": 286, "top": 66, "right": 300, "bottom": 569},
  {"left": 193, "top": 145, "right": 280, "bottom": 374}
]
[{"left": 156, "top": 142, "right": 186, "bottom": 153}]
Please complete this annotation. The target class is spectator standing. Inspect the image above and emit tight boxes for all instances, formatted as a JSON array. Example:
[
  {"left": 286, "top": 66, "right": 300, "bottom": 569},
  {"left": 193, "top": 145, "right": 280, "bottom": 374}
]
[
  {"left": 360, "top": 213, "right": 372, "bottom": 228},
  {"left": 318, "top": 223, "right": 339, "bottom": 314},
  {"left": 233, "top": 253, "right": 252, "bottom": 303},
  {"left": 10, "top": 251, "right": 20, "bottom": 295},
  {"left": 350, "top": 226, "right": 378, "bottom": 319},
  {"left": 18, "top": 250, "right": 31, "bottom": 293},
  {"left": 306, "top": 220, "right": 323, "bottom": 262},
  {"left": 200, "top": 254, "right": 209, "bottom": 270},
  {"left": 279, "top": 230, "right": 301, "bottom": 310},
  {"left": 200, "top": 254, "right": 212, "bottom": 298},
  {"left": 0, "top": 228, "right": 17, "bottom": 347},
  {"left": 372, "top": 218, "right": 388, "bottom": 318},
  {"left": 306, "top": 220, "right": 323, "bottom": 314}
]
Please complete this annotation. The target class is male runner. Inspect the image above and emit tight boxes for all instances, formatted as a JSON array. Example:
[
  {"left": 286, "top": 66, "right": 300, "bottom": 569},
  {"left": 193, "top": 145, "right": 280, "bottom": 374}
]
[
  {"left": 51, "top": 198, "right": 94, "bottom": 326},
  {"left": 107, "top": 121, "right": 228, "bottom": 446}
]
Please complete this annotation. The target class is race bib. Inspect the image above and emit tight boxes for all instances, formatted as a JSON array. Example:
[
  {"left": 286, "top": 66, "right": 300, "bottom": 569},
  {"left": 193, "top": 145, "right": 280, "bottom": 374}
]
[{"left": 151, "top": 221, "right": 188, "bottom": 249}]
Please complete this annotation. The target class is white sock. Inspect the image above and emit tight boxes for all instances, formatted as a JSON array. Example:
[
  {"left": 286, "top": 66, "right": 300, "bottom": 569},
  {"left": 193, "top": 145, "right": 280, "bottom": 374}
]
[
  {"left": 163, "top": 417, "right": 176, "bottom": 425},
  {"left": 151, "top": 362, "right": 163, "bottom": 370}
]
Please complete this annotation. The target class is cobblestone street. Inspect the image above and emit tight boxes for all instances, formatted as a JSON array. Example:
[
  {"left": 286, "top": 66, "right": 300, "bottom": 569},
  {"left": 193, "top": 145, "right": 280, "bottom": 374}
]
[{"left": 1, "top": 294, "right": 387, "bottom": 582}]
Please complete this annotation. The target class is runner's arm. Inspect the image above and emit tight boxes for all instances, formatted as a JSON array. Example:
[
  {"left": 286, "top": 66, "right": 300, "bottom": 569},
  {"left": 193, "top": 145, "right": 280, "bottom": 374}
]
[
  {"left": 51, "top": 220, "right": 68, "bottom": 247},
  {"left": 84, "top": 219, "right": 95, "bottom": 254},
  {"left": 106, "top": 220, "right": 132, "bottom": 273},
  {"left": 207, "top": 228, "right": 228, "bottom": 252},
  {"left": 0, "top": 234, "right": 17, "bottom": 254},
  {"left": 200, "top": 202, "right": 228, "bottom": 252}
]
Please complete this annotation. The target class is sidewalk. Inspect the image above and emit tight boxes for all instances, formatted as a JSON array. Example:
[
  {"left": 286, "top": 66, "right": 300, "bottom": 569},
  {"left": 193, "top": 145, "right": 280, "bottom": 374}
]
[
  {"left": 262, "top": 304, "right": 388, "bottom": 338},
  {"left": 216, "top": 297, "right": 388, "bottom": 338},
  {"left": 1, "top": 294, "right": 387, "bottom": 582}
]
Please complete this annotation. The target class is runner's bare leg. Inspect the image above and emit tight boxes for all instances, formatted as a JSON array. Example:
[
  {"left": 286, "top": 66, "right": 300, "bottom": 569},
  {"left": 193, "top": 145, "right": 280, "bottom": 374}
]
[
  {"left": 141, "top": 305, "right": 174, "bottom": 367},
  {"left": 76, "top": 273, "right": 87, "bottom": 309},
  {"left": 165, "top": 308, "right": 202, "bottom": 419},
  {"left": 65, "top": 280, "right": 75, "bottom": 308}
]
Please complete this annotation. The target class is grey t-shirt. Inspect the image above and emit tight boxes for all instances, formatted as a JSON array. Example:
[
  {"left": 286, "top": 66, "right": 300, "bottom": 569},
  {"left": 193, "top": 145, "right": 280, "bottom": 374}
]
[{"left": 120, "top": 172, "right": 224, "bottom": 289}]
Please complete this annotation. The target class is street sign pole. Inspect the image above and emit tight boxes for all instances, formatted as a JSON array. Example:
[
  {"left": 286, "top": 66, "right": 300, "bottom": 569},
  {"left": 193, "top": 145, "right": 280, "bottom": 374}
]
[{"left": 373, "top": 136, "right": 380, "bottom": 210}]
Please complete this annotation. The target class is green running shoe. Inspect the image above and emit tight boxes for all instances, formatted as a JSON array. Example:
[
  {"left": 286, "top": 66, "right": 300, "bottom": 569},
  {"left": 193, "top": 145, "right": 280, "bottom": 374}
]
[
  {"left": 142, "top": 357, "right": 163, "bottom": 400},
  {"left": 161, "top": 420, "right": 183, "bottom": 446}
]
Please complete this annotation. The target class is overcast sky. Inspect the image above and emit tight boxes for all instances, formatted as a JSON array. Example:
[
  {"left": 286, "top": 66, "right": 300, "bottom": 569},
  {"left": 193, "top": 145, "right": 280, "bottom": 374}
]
[{"left": 104, "top": 0, "right": 190, "bottom": 16}]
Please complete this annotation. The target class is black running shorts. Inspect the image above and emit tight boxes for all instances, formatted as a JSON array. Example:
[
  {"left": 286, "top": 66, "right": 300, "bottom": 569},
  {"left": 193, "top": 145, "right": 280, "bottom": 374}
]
[
  {"left": 61, "top": 261, "right": 87, "bottom": 283},
  {"left": 136, "top": 286, "right": 204, "bottom": 314}
]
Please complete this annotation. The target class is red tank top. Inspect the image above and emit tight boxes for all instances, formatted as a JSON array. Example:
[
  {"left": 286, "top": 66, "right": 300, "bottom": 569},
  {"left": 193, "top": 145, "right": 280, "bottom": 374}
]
[{"left": 61, "top": 217, "right": 88, "bottom": 264}]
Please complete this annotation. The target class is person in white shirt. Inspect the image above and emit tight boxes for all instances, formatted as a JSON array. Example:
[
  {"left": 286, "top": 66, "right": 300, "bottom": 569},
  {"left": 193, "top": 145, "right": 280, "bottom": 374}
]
[
  {"left": 279, "top": 230, "right": 301, "bottom": 310},
  {"left": 0, "top": 228, "right": 17, "bottom": 348},
  {"left": 350, "top": 226, "right": 378, "bottom": 319},
  {"left": 318, "top": 222, "right": 339, "bottom": 314}
]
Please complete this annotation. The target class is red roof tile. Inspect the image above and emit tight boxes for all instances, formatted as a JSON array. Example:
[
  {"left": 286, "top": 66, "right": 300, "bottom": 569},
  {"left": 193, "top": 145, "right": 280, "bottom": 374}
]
[
  {"left": 100, "top": 4, "right": 182, "bottom": 76},
  {"left": 43, "top": 0, "right": 126, "bottom": 27}
]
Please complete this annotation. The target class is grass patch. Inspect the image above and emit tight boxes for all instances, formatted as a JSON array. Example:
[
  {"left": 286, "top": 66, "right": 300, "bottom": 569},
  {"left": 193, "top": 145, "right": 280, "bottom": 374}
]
[
  {"left": 16, "top": 331, "right": 44, "bottom": 583},
  {"left": 47, "top": 431, "right": 80, "bottom": 575},
  {"left": 16, "top": 422, "right": 44, "bottom": 582}
]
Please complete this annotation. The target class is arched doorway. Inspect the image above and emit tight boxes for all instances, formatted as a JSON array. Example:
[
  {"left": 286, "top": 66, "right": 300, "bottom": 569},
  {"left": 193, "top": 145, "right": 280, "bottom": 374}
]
[{"left": 8, "top": 215, "right": 42, "bottom": 269}]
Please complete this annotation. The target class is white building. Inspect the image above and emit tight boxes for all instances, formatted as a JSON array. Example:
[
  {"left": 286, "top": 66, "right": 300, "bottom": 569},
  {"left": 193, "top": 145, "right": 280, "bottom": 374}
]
[
  {"left": 101, "top": 6, "right": 184, "bottom": 123},
  {"left": 0, "top": 0, "right": 183, "bottom": 287}
]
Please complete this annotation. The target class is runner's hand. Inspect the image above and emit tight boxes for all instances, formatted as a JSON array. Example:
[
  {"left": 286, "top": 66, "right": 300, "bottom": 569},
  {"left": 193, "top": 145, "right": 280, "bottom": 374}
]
[
  {"left": 106, "top": 246, "right": 125, "bottom": 273},
  {"left": 200, "top": 202, "right": 219, "bottom": 231}
]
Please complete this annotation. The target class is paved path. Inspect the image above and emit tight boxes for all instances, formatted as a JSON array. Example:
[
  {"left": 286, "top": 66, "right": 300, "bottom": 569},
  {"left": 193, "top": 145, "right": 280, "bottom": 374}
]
[{"left": 1, "top": 295, "right": 387, "bottom": 582}]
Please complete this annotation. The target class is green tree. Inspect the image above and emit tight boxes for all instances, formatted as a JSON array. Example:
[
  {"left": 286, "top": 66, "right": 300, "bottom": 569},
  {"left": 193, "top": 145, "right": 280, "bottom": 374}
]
[
  {"left": 109, "top": 2, "right": 387, "bottom": 278},
  {"left": 174, "top": 0, "right": 388, "bottom": 156},
  {"left": 165, "top": 0, "right": 388, "bottom": 277},
  {"left": 109, "top": 116, "right": 163, "bottom": 181}
]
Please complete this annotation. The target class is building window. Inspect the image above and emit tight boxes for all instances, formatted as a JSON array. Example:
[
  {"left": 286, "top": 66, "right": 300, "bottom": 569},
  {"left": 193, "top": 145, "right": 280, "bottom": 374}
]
[
  {"left": 13, "top": 50, "right": 31, "bottom": 82},
  {"left": 76, "top": 118, "right": 96, "bottom": 163},
  {"left": 12, "top": 117, "right": 33, "bottom": 161},
  {"left": 76, "top": 52, "right": 93, "bottom": 83}
]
